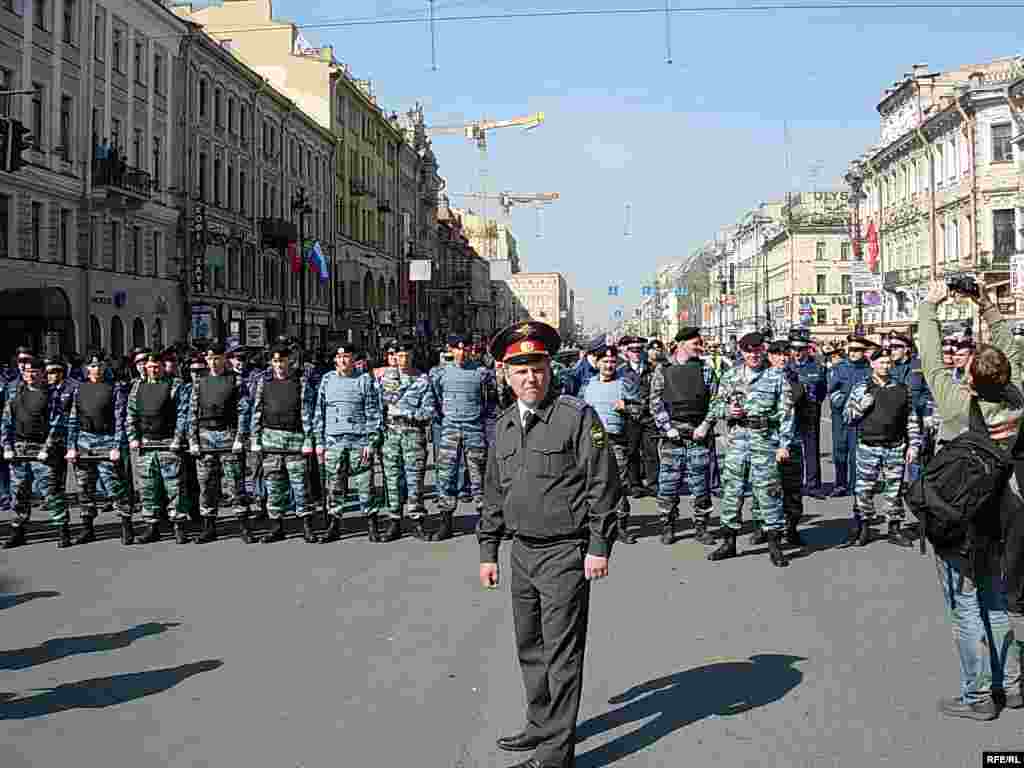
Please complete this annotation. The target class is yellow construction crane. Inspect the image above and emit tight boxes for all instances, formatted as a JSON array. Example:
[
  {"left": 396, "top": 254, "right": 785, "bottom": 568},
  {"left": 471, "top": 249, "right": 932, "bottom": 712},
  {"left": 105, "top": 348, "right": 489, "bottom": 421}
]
[{"left": 449, "top": 191, "right": 560, "bottom": 238}]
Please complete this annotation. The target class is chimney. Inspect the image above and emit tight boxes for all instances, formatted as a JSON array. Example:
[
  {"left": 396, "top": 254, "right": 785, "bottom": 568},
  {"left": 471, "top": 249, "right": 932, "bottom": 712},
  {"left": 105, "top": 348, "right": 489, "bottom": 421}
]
[{"left": 912, "top": 63, "right": 930, "bottom": 78}]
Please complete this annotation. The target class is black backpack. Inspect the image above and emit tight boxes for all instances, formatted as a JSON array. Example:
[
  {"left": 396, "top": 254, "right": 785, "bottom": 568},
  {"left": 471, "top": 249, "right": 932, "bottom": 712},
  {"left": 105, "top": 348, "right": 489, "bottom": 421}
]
[{"left": 905, "top": 398, "right": 1012, "bottom": 554}]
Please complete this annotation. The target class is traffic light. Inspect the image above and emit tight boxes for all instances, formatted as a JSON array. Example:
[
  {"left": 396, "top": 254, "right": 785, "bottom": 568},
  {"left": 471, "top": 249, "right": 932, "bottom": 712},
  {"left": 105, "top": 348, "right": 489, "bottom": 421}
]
[{"left": 9, "top": 119, "right": 31, "bottom": 172}]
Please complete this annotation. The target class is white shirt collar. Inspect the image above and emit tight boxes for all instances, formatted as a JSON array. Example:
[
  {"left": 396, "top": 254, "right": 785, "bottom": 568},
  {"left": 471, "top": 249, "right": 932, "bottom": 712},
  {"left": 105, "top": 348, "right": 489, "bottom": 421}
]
[{"left": 518, "top": 401, "right": 535, "bottom": 421}]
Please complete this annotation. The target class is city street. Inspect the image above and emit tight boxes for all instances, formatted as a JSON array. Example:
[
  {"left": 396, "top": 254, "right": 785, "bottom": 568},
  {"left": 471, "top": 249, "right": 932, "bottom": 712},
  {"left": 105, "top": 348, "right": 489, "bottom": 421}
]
[{"left": 1, "top": 421, "right": 1021, "bottom": 768}]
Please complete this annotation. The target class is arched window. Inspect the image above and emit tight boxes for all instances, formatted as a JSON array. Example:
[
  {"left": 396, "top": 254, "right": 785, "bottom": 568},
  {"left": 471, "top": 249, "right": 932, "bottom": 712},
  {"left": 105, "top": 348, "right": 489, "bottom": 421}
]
[
  {"left": 388, "top": 278, "right": 396, "bottom": 307},
  {"left": 132, "top": 317, "right": 146, "bottom": 348},
  {"left": 89, "top": 315, "right": 102, "bottom": 350},
  {"left": 152, "top": 318, "right": 164, "bottom": 350},
  {"left": 363, "top": 272, "right": 374, "bottom": 309},
  {"left": 110, "top": 316, "right": 124, "bottom": 357},
  {"left": 376, "top": 276, "right": 386, "bottom": 309}
]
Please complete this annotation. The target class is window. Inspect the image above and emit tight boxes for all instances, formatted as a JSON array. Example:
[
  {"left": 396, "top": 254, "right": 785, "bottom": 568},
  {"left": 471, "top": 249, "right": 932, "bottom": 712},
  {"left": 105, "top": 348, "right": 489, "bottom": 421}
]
[
  {"left": 112, "top": 28, "right": 122, "bottom": 72},
  {"left": 239, "top": 170, "right": 247, "bottom": 214},
  {"left": 152, "top": 136, "right": 161, "bottom": 188},
  {"left": 112, "top": 221, "right": 122, "bottom": 270},
  {"left": 31, "top": 202, "right": 42, "bottom": 260},
  {"left": 947, "top": 218, "right": 960, "bottom": 263},
  {"left": 33, "top": 0, "right": 47, "bottom": 30},
  {"left": 262, "top": 181, "right": 268, "bottom": 217},
  {"left": 948, "top": 137, "right": 958, "bottom": 181},
  {"left": 816, "top": 308, "right": 827, "bottom": 324},
  {"left": 0, "top": 68, "right": 11, "bottom": 116},
  {"left": 153, "top": 53, "right": 162, "bottom": 94},
  {"left": 840, "top": 241, "right": 850, "bottom": 260},
  {"left": 199, "top": 78, "right": 207, "bottom": 117},
  {"left": 59, "top": 95, "right": 71, "bottom": 161},
  {"left": 0, "top": 193, "right": 9, "bottom": 258},
  {"left": 816, "top": 274, "right": 827, "bottom": 293},
  {"left": 151, "top": 231, "right": 161, "bottom": 276},
  {"left": 841, "top": 308, "right": 852, "bottom": 324},
  {"left": 226, "top": 164, "right": 233, "bottom": 210},
  {"left": 110, "top": 316, "right": 124, "bottom": 356},
  {"left": 227, "top": 97, "right": 234, "bottom": 133},
  {"left": 214, "top": 88, "right": 222, "bottom": 127},
  {"left": 31, "top": 84, "right": 43, "bottom": 150},
  {"left": 935, "top": 144, "right": 944, "bottom": 186},
  {"left": 132, "top": 129, "right": 141, "bottom": 167},
  {"left": 132, "top": 317, "right": 145, "bottom": 348},
  {"left": 89, "top": 216, "right": 99, "bottom": 266},
  {"left": 841, "top": 274, "right": 851, "bottom": 294},
  {"left": 239, "top": 103, "right": 247, "bottom": 140},
  {"left": 134, "top": 40, "right": 144, "bottom": 82},
  {"left": 59, "top": 209, "right": 70, "bottom": 264},
  {"left": 89, "top": 315, "right": 102, "bottom": 349},
  {"left": 994, "top": 209, "right": 1016, "bottom": 261},
  {"left": 126, "top": 225, "right": 139, "bottom": 273},
  {"left": 213, "top": 156, "right": 221, "bottom": 206},
  {"left": 62, "top": 0, "right": 74, "bottom": 43},
  {"left": 815, "top": 241, "right": 826, "bottom": 260},
  {"left": 993, "top": 123, "right": 1013, "bottom": 163},
  {"left": 229, "top": 246, "right": 240, "bottom": 291},
  {"left": 197, "top": 152, "right": 207, "bottom": 201},
  {"left": 93, "top": 11, "right": 104, "bottom": 61}
]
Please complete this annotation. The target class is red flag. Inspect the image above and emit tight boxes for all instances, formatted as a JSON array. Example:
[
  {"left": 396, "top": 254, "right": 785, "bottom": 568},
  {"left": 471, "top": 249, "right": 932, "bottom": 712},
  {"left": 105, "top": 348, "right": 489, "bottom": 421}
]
[
  {"left": 866, "top": 221, "right": 880, "bottom": 272},
  {"left": 288, "top": 241, "right": 301, "bottom": 274}
]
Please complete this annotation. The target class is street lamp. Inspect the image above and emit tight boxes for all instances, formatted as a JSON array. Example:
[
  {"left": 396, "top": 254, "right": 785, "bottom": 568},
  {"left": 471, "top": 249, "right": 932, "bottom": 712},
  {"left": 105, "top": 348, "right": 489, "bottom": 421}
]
[
  {"left": 291, "top": 190, "right": 313, "bottom": 348},
  {"left": 844, "top": 163, "right": 867, "bottom": 334}
]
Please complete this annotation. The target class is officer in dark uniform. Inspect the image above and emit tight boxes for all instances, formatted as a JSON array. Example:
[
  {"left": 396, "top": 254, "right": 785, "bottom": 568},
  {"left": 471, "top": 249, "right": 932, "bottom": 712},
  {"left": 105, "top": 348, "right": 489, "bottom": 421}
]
[
  {"left": 478, "top": 321, "right": 621, "bottom": 768},
  {"left": 788, "top": 328, "right": 826, "bottom": 498}
]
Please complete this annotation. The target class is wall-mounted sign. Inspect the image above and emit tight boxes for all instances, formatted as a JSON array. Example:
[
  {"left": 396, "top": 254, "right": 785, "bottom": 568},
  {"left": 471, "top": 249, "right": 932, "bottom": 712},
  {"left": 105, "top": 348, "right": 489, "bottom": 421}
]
[{"left": 245, "top": 319, "right": 266, "bottom": 347}]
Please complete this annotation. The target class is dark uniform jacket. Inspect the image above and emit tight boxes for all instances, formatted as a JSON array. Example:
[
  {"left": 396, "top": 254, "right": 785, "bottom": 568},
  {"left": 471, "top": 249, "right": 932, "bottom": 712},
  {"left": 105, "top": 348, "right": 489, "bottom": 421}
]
[{"left": 478, "top": 394, "right": 622, "bottom": 562}]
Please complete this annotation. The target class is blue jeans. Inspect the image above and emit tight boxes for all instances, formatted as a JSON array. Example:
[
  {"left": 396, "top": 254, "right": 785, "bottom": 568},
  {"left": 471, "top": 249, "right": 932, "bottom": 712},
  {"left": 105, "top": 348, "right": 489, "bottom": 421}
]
[{"left": 936, "top": 550, "right": 1020, "bottom": 704}]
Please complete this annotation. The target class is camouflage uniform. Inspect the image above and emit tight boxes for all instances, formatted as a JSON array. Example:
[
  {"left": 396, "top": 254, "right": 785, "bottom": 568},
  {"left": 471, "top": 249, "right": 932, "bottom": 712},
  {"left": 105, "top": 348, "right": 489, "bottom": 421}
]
[
  {"left": 649, "top": 358, "right": 719, "bottom": 542},
  {"left": 251, "top": 372, "right": 315, "bottom": 520},
  {"left": 711, "top": 363, "right": 794, "bottom": 535},
  {"left": 67, "top": 380, "right": 130, "bottom": 519},
  {"left": 188, "top": 371, "right": 251, "bottom": 524},
  {"left": 314, "top": 370, "right": 381, "bottom": 521},
  {"left": 1, "top": 380, "right": 70, "bottom": 529},
  {"left": 844, "top": 377, "right": 921, "bottom": 527},
  {"left": 126, "top": 378, "right": 189, "bottom": 525},
  {"left": 378, "top": 367, "right": 436, "bottom": 523}
]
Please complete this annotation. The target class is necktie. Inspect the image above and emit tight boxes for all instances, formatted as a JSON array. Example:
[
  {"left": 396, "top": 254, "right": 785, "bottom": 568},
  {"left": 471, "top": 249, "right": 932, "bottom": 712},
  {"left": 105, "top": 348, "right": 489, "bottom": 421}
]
[{"left": 523, "top": 411, "right": 537, "bottom": 434}]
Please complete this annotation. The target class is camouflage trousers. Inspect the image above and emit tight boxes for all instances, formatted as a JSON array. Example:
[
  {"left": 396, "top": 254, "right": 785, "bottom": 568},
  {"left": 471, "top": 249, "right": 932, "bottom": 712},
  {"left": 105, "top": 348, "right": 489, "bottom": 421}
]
[
  {"left": 779, "top": 440, "right": 804, "bottom": 527},
  {"left": 323, "top": 434, "right": 375, "bottom": 518},
  {"left": 718, "top": 428, "right": 784, "bottom": 533},
  {"left": 260, "top": 429, "right": 308, "bottom": 519},
  {"left": 656, "top": 434, "right": 711, "bottom": 524},
  {"left": 436, "top": 425, "right": 487, "bottom": 512},
  {"left": 194, "top": 428, "right": 248, "bottom": 518},
  {"left": 8, "top": 441, "right": 68, "bottom": 525},
  {"left": 854, "top": 441, "right": 906, "bottom": 523},
  {"left": 73, "top": 431, "right": 129, "bottom": 519},
  {"left": 133, "top": 442, "right": 181, "bottom": 524},
  {"left": 608, "top": 432, "right": 632, "bottom": 521},
  {"left": 382, "top": 426, "right": 427, "bottom": 521}
]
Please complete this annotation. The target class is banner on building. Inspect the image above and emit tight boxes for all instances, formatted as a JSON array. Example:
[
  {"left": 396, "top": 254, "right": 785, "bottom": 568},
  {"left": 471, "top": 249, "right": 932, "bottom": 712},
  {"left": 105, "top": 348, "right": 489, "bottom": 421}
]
[
  {"left": 702, "top": 302, "right": 713, "bottom": 323},
  {"left": 1012, "top": 255, "right": 1024, "bottom": 296}
]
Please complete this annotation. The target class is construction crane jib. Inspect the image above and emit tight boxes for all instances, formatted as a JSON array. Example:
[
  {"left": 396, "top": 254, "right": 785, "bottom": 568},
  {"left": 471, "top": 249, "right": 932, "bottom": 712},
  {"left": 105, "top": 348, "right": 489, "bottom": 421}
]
[{"left": 425, "top": 112, "right": 545, "bottom": 151}]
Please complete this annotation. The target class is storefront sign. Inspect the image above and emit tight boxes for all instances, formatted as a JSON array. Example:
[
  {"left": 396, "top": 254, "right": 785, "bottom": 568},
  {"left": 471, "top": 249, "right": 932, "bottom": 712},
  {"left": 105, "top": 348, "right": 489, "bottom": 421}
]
[
  {"left": 1012, "top": 254, "right": 1024, "bottom": 296},
  {"left": 245, "top": 318, "right": 266, "bottom": 347}
]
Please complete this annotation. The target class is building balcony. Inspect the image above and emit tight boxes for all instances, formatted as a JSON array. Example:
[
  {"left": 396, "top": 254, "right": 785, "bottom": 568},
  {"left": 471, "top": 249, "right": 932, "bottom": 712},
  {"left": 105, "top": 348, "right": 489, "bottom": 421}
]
[
  {"left": 377, "top": 200, "right": 392, "bottom": 213},
  {"left": 91, "top": 158, "right": 152, "bottom": 204},
  {"left": 259, "top": 218, "right": 299, "bottom": 249},
  {"left": 350, "top": 179, "right": 369, "bottom": 197}
]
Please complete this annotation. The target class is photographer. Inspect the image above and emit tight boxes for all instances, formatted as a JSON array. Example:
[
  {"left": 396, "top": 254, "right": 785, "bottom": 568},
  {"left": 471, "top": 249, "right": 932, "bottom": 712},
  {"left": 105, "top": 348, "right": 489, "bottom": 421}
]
[{"left": 920, "top": 278, "right": 1024, "bottom": 721}]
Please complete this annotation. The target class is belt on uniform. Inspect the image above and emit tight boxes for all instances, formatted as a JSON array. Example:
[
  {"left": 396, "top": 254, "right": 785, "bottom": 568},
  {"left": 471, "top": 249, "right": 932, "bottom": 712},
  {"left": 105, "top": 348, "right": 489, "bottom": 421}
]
[
  {"left": 861, "top": 438, "right": 905, "bottom": 449},
  {"left": 728, "top": 416, "right": 776, "bottom": 430},
  {"left": 388, "top": 416, "right": 424, "bottom": 428},
  {"left": 515, "top": 532, "right": 587, "bottom": 547}
]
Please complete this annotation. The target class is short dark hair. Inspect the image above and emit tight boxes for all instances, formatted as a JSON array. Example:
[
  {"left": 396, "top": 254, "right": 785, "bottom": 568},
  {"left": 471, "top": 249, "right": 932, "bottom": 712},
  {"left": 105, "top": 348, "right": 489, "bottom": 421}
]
[{"left": 970, "top": 344, "right": 1010, "bottom": 390}]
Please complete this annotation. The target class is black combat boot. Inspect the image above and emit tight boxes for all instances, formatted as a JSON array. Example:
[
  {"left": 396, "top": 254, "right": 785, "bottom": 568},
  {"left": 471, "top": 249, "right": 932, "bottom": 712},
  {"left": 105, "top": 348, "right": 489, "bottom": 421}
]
[
  {"left": 888, "top": 520, "right": 913, "bottom": 547},
  {"left": 137, "top": 521, "right": 161, "bottom": 544},
  {"left": 784, "top": 520, "right": 806, "bottom": 547},
  {"left": 194, "top": 517, "right": 217, "bottom": 544},
  {"left": 261, "top": 517, "right": 285, "bottom": 543},
  {"left": 56, "top": 522, "right": 72, "bottom": 548},
  {"left": 857, "top": 519, "right": 871, "bottom": 547},
  {"left": 838, "top": 519, "right": 862, "bottom": 549},
  {"left": 366, "top": 514, "right": 381, "bottom": 542},
  {"left": 174, "top": 522, "right": 189, "bottom": 544},
  {"left": 3, "top": 524, "right": 27, "bottom": 549},
  {"left": 121, "top": 518, "right": 135, "bottom": 545},
  {"left": 618, "top": 516, "right": 638, "bottom": 544},
  {"left": 379, "top": 518, "right": 402, "bottom": 542},
  {"left": 318, "top": 516, "right": 342, "bottom": 543},
  {"left": 411, "top": 517, "right": 429, "bottom": 541},
  {"left": 749, "top": 523, "right": 768, "bottom": 546},
  {"left": 767, "top": 532, "right": 790, "bottom": 567},
  {"left": 693, "top": 519, "right": 716, "bottom": 545},
  {"left": 708, "top": 530, "right": 738, "bottom": 561},
  {"left": 302, "top": 516, "right": 319, "bottom": 543},
  {"left": 660, "top": 517, "right": 675, "bottom": 545},
  {"left": 430, "top": 510, "right": 453, "bottom": 541},
  {"left": 237, "top": 512, "right": 253, "bottom": 544},
  {"left": 73, "top": 517, "right": 97, "bottom": 546}
]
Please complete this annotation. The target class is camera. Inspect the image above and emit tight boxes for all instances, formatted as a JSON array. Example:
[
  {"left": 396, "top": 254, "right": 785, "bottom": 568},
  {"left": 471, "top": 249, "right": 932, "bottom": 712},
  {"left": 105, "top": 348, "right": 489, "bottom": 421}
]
[{"left": 946, "top": 274, "right": 980, "bottom": 298}]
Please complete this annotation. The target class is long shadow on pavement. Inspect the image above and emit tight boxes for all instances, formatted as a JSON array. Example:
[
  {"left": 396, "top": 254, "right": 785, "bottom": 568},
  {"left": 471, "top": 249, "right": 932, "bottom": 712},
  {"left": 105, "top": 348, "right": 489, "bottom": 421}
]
[
  {"left": 574, "top": 653, "right": 805, "bottom": 767},
  {"left": 0, "top": 590, "right": 60, "bottom": 610},
  {"left": 0, "top": 659, "right": 223, "bottom": 720},
  {"left": 0, "top": 621, "right": 182, "bottom": 671}
]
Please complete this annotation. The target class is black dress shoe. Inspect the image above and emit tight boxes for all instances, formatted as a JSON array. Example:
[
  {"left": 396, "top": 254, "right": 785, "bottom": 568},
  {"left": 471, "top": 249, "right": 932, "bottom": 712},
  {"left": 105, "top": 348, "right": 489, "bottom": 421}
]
[
  {"left": 505, "top": 759, "right": 544, "bottom": 768},
  {"left": 496, "top": 731, "right": 544, "bottom": 752}
]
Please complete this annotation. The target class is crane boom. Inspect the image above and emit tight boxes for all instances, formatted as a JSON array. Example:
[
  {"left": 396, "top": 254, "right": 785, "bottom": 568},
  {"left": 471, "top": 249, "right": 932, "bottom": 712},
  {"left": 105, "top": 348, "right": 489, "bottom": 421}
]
[{"left": 425, "top": 112, "right": 545, "bottom": 139}]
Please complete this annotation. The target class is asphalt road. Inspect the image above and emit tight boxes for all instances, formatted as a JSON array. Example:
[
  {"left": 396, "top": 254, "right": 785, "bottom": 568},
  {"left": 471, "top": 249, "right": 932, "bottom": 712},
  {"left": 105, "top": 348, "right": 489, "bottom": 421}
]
[{"left": 2, "top": 420, "right": 1022, "bottom": 768}]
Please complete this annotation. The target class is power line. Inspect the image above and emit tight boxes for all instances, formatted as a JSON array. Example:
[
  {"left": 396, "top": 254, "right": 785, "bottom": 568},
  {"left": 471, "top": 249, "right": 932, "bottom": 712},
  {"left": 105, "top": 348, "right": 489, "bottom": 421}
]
[{"left": 163, "top": 2, "right": 1024, "bottom": 39}]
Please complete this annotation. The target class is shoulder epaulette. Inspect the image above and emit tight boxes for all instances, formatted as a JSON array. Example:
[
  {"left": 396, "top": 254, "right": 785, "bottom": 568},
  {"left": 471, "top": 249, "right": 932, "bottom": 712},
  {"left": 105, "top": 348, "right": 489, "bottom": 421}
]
[{"left": 557, "top": 394, "right": 586, "bottom": 411}]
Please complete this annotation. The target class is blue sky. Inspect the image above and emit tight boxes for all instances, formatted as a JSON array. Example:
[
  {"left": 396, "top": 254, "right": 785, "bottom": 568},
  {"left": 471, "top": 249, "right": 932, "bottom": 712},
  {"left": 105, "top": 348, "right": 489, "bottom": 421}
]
[{"left": 256, "top": 0, "right": 1024, "bottom": 329}]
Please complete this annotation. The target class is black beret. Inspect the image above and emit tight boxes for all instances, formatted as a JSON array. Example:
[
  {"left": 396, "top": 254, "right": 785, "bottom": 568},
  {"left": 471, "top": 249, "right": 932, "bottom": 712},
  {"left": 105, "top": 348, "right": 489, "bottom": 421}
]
[
  {"left": 675, "top": 327, "right": 701, "bottom": 343},
  {"left": 394, "top": 337, "right": 416, "bottom": 352},
  {"left": 206, "top": 342, "right": 226, "bottom": 355},
  {"left": 767, "top": 340, "right": 790, "bottom": 355},
  {"left": 738, "top": 332, "right": 764, "bottom": 351},
  {"left": 270, "top": 343, "right": 292, "bottom": 358},
  {"left": 490, "top": 320, "right": 562, "bottom": 365},
  {"left": 333, "top": 344, "right": 360, "bottom": 356},
  {"left": 889, "top": 333, "right": 913, "bottom": 347}
]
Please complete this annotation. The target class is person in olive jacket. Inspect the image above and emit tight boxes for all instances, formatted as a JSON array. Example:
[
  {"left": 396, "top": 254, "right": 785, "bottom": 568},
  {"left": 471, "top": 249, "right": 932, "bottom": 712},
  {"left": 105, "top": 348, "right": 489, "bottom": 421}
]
[{"left": 477, "top": 320, "right": 621, "bottom": 768}]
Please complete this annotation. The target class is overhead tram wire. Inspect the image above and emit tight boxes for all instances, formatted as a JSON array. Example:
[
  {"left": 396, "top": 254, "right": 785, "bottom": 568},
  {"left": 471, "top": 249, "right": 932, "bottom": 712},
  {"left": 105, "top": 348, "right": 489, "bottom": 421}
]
[{"left": 153, "top": 2, "right": 1024, "bottom": 39}]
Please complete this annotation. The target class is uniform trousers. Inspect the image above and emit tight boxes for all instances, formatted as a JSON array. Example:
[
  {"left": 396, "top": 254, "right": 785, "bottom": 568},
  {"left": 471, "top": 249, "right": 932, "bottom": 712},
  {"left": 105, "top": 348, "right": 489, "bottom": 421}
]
[
  {"left": 9, "top": 441, "right": 68, "bottom": 526},
  {"left": 511, "top": 536, "right": 591, "bottom": 768},
  {"left": 323, "top": 434, "right": 374, "bottom": 517},
  {"left": 853, "top": 441, "right": 905, "bottom": 524},
  {"left": 780, "top": 441, "right": 804, "bottom": 527},
  {"left": 73, "top": 431, "right": 129, "bottom": 518},
  {"left": 656, "top": 436, "right": 711, "bottom": 523},
  {"left": 718, "top": 428, "right": 784, "bottom": 533},
  {"left": 607, "top": 432, "right": 631, "bottom": 520},
  {"left": 194, "top": 428, "right": 248, "bottom": 517},
  {"left": 382, "top": 425, "right": 427, "bottom": 520},
  {"left": 799, "top": 404, "right": 822, "bottom": 488},
  {"left": 260, "top": 429, "right": 308, "bottom": 519}
]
